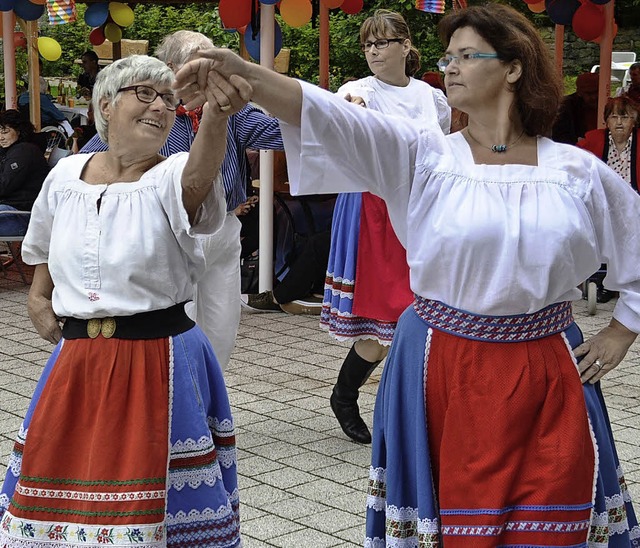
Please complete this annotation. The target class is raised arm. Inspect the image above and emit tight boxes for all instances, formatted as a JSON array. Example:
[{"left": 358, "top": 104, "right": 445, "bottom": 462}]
[
  {"left": 174, "top": 48, "right": 302, "bottom": 127},
  {"left": 180, "top": 68, "right": 253, "bottom": 221}
]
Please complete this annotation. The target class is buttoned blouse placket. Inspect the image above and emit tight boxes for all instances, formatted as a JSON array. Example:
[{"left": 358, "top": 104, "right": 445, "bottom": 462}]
[
  {"left": 82, "top": 185, "right": 107, "bottom": 290},
  {"left": 607, "top": 134, "right": 632, "bottom": 183}
]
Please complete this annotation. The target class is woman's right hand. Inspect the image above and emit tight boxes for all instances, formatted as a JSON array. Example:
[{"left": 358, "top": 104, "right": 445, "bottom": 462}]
[{"left": 28, "top": 294, "right": 62, "bottom": 344}]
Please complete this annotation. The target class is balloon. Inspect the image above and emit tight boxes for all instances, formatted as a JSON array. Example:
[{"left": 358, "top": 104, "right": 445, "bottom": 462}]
[
  {"left": 0, "top": 0, "right": 14, "bottom": 11},
  {"left": 104, "top": 21, "right": 122, "bottom": 43},
  {"left": 37, "top": 36, "right": 62, "bottom": 61},
  {"left": 13, "top": 0, "right": 44, "bottom": 20},
  {"left": 589, "top": 0, "right": 610, "bottom": 5},
  {"left": 219, "top": 0, "right": 252, "bottom": 29},
  {"left": 280, "top": 0, "right": 312, "bottom": 27},
  {"left": 89, "top": 26, "right": 106, "bottom": 46},
  {"left": 321, "top": 0, "right": 344, "bottom": 7},
  {"left": 261, "top": 0, "right": 278, "bottom": 4},
  {"left": 13, "top": 31, "right": 26, "bottom": 48},
  {"left": 527, "top": 1, "right": 545, "bottom": 12},
  {"left": 244, "top": 20, "right": 283, "bottom": 62},
  {"left": 84, "top": 2, "right": 109, "bottom": 27},
  {"left": 340, "top": 0, "right": 363, "bottom": 15},
  {"left": 109, "top": 2, "right": 134, "bottom": 27},
  {"left": 237, "top": 24, "right": 247, "bottom": 35},
  {"left": 545, "top": 0, "right": 579, "bottom": 25},
  {"left": 572, "top": 2, "right": 604, "bottom": 42}
]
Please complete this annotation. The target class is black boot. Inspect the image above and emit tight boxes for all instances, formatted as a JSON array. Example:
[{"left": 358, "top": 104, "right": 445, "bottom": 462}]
[{"left": 330, "top": 345, "right": 380, "bottom": 444}]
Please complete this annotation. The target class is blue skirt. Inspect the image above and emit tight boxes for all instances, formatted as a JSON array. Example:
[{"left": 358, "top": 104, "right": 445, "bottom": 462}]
[
  {"left": 366, "top": 304, "right": 640, "bottom": 547},
  {"left": 0, "top": 326, "right": 240, "bottom": 547}
]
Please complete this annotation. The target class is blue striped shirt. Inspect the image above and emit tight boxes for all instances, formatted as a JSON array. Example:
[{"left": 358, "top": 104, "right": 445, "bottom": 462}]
[{"left": 80, "top": 104, "right": 284, "bottom": 211}]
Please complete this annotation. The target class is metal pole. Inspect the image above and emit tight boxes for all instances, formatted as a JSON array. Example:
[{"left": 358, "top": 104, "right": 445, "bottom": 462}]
[{"left": 258, "top": 3, "right": 275, "bottom": 292}]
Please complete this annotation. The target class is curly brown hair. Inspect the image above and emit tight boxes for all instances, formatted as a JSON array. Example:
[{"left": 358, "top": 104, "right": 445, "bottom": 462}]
[
  {"left": 360, "top": 10, "right": 421, "bottom": 78},
  {"left": 438, "top": 4, "right": 562, "bottom": 137}
]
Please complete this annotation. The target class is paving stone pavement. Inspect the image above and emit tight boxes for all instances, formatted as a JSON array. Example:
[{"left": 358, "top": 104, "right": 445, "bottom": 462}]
[{"left": 0, "top": 266, "right": 638, "bottom": 547}]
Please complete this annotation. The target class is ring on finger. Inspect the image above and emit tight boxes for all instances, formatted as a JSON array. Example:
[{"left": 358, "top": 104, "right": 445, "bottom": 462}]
[
  {"left": 219, "top": 104, "right": 232, "bottom": 112},
  {"left": 594, "top": 359, "right": 603, "bottom": 370}
]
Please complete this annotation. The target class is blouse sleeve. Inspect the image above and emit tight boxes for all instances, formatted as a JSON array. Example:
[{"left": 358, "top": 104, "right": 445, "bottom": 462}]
[
  {"left": 281, "top": 81, "right": 429, "bottom": 207},
  {"left": 584, "top": 156, "right": 640, "bottom": 333}
]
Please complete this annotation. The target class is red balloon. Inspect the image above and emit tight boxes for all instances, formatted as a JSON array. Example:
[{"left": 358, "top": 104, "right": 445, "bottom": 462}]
[
  {"left": 89, "top": 26, "right": 105, "bottom": 46},
  {"left": 572, "top": 2, "right": 604, "bottom": 42},
  {"left": 340, "top": 0, "right": 362, "bottom": 14},
  {"left": 219, "top": 0, "right": 252, "bottom": 29},
  {"left": 13, "top": 31, "right": 26, "bottom": 48}
]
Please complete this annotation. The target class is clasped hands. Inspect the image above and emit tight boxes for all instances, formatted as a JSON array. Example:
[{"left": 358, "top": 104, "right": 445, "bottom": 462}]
[{"left": 173, "top": 48, "right": 253, "bottom": 116}]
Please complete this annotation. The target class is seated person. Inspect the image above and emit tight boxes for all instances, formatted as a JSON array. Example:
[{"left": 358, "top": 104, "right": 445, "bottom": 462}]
[
  {"left": 77, "top": 50, "right": 100, "bottom": 98},
  {"left": 69, "top": 102, "right": 97, "bottom": 152},
  {"left": 616, "top": 62, "right": 640, "bottom": 105},
  {"left": 552, "top": 72, "right": 600, "bottom": 145},
  {"left": 0, "top": 110, "right": 50, "bottom": 237}
]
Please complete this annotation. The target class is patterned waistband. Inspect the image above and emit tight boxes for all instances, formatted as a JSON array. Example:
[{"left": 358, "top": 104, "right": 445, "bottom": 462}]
[{"left": 413, "top": 297, "right": 573, "bottom": 342}]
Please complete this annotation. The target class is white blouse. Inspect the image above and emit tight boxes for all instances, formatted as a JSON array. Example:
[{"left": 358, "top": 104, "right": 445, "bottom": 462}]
[
  {"left": 22, "top": 152, "right": 225, "bottom": 319},
  {"left": 337, "top": 76, "right": 451, "bottom": 134},
  {"left": 282, "top": 82, "right": 640, "bottom": 333}
]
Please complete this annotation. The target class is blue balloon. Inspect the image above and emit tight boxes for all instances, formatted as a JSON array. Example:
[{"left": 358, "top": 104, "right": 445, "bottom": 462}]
[
  {"left": 84, "top": 2, "right": 110, "bottom": 28},
  {"left": 243, "top": 21, "right": 283, "bottom": 62},
  {"left": 13, "top": 0, "right": 43, "bottom": 21},
  {"left": 545, "top": 0, "right": 580, "bottom": 26},
  {"left": 0, "top": 0, "right": 15, "bottom": 12},
  {"left": 261, "top": 0, "right": 279, "bottom": 4}
]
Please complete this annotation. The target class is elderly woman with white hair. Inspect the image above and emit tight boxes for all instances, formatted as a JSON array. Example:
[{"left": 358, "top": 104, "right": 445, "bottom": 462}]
[{"left": 0, "top": 55, "right": 247, "bottom": 547}]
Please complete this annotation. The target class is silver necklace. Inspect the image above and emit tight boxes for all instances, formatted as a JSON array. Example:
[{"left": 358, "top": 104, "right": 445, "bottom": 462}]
[{"left": 466, "top": 128, "right": 525, "bottom": 153}]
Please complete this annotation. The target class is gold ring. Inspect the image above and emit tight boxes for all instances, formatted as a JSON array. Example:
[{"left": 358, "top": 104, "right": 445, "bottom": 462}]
[{"left": 219, "top": 104, "right": 232, "bottom": 112}]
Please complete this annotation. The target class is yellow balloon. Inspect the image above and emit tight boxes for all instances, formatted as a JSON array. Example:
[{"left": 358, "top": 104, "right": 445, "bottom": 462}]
[
  {"left": 109, "top": 2, "right": 134, "bottom": 27},
  {"left": 280, "top": 0, "right": 312, "bottom": 27},
  {"left": 37, "top": 36, "right": 62, "bottom": 62},
  {"left": 104, "top": 22, "right": 123, "bottom": 43}
]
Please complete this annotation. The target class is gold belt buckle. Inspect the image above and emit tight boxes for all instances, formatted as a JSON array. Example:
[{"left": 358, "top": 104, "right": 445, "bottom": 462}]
[{"left": 86, "top": 318, "right": 116, "bottom": 339}]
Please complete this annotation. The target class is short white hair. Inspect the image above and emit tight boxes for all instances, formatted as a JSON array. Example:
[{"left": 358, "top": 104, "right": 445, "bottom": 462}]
[
  {"left": 92, "top": 55, "right": 174, "bottom": 143},
  {"left": 155, "top": 30, "right": 214, "bottom": 72}
]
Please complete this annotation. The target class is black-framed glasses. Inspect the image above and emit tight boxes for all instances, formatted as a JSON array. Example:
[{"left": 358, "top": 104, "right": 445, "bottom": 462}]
[
  {"left": 117, "top": 85, "right": 180, "bottom": 111},
  {"left": 437, "top": 52, "right": 499, "bottom": 72},
  {"left": 360, "top": 38, "right": 404, "bottom": 52}
]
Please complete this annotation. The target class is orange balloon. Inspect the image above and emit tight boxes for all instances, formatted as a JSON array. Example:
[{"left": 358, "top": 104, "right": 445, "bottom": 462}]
[
  {"left": 321, "top": 0, "right": 344, "bottom": 8},
  {"left": 527, "top": 0, "right": 546, "bottom": 13},
  {"left": 280, "top": 0, "right": 312, "bottom": 27}
]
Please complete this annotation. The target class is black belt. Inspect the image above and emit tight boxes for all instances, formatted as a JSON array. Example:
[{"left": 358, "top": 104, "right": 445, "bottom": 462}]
[{"left": 62, "top": 302, "right": 195, "bottom": 340}]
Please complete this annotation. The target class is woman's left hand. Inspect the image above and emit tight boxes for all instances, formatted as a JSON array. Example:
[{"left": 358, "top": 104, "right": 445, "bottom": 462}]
[{"left": 573, "top": 318, "right": 638, "bottom": 383}]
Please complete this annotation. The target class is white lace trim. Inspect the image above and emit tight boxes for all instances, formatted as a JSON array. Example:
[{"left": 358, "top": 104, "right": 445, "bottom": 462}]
[
  {"left": 418, "top": 516, "right": 440, "bottom": 534},
  {"left": 171, "top": 435, "right": 214, "bottom": 458},
  {"left": 7, "top": 448, "right": 22, "bottom": 479},
  {"left": 386, "top": 505, "right": 418, "bottom": 522},
  {"left": 217, "top": 446, "right": 237, "bottom": 470},
  {"left": 366, "top": 494, "right": 386, "bottom": 512},
  {"left": 0, "top": 493, "right": 9, "bottom": 513},
  {"left": 169, "top": 461, "right": 222, "bottom": 491},
  {"left": 166, "top": 501, "right": 234, "bottom": 526},
  {"left": 605, "top": 493, "right": 625, "bottom": 510},
  {"left": 630, "top": 524, "right": 640, "bottom": 540},
  {"left": 364, "top": 538, "right": 386, "bottom": 548},
  {"left": 369, "top": 466, "right": 385, "bottom": 482},
  {"left": 208, "top": 416, "right": 234, "bottom": 437}
]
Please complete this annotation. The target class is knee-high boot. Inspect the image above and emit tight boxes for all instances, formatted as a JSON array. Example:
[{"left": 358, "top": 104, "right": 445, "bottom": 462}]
[{"left": 330, "top": 345, "right": 380, "bottom": 444}]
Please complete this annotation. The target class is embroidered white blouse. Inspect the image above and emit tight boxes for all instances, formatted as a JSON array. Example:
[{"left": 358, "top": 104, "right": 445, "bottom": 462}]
[
  {"left": 337, "top": 76, "right": 451, "bottom": 134},
  {"left": 282, "top": 82, "right": 640, "bottom": 333},
  {"left": 22, "top": 152, "right": 225, "bottom": 319}
]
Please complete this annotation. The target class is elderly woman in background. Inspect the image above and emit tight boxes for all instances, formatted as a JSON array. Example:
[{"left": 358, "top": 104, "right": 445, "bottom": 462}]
[
  {"left": 0, "top": 110, "right": 49, "bottom": 237},
  {"left": 175, "top": 3, "right": 640, "bottom": 546},
  {"left": 0, "top": 55, "right": 248, "bottom": 547}
]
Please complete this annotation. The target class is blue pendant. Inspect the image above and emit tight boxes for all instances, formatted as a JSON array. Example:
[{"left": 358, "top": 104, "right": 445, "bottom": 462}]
[{"left": 491, "top": 144, "right": 507, "bottom": 153}]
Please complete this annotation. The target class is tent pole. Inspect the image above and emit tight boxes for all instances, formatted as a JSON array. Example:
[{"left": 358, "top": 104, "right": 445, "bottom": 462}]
[
  {"left": 319, "top": 2, "right": 329, "bottom": 90},
  {"left": 554, "top": 24, "right": 564, "bottom": 80},
  {"left": 2, "top": 12, "right": 17, "bottom": 110},
  {"left": 596, "top": 0, "right": 614, "bottom": 129},
  {"left": 25, "top": 19, "right": 40, "bottom": 130},
  {"left": 258, "top": 3, "right": 275, "bottom": 293}
]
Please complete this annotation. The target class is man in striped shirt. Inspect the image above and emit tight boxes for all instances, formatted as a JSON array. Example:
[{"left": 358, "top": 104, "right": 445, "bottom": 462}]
[{"left": 81, "top": 31, "right": 284, "bottom": 369}]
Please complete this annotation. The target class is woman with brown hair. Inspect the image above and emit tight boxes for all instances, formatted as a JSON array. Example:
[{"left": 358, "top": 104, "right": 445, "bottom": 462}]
[
  {"left": 323, "top": 9, "right": 450, "bottom": 445},
  {"left": 174, "top": 3, "right": 640, "bottom": 545}
]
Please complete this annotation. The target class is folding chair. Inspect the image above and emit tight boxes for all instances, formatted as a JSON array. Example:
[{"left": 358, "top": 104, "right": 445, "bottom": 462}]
[{"left": 0, "top": 210, "right": 32, "bottom": 284}]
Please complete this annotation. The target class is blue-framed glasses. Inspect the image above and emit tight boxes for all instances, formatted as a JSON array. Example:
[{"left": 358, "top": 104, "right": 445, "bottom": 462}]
[
  {"left": 117, "top": 85, "right": 180, "bottom": 111},
  {"left": 437, "top": 53, "right": 499, "bottom": 72}
]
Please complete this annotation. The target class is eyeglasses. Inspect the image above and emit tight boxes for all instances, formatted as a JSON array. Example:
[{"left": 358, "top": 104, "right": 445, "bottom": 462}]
[
  {"left": 437, "top": 52, "right": 499, "bottom": 72},
  {"left": 117, "top": 85, "right": 180, "bottom": 111},
  {"left": 360, "top": 38, "right": 404, "bottom": 52},
  {"left": 608, "top": 114, "right": 633, "bottom": 121}
]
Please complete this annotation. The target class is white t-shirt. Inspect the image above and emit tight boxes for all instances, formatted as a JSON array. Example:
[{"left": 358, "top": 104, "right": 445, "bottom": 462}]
[
  {"left": 23, "top": 152, "right": 225, "bottom": 319},
  {"left": 282, "top": 82, "right": 640, "bottom": 332}
]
